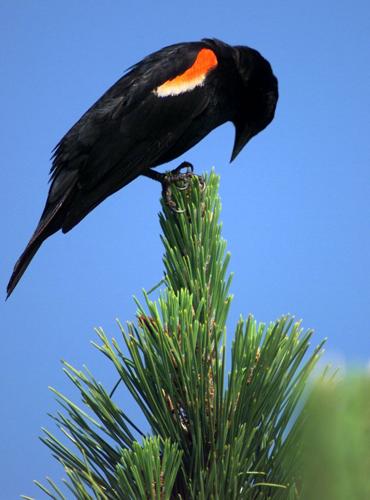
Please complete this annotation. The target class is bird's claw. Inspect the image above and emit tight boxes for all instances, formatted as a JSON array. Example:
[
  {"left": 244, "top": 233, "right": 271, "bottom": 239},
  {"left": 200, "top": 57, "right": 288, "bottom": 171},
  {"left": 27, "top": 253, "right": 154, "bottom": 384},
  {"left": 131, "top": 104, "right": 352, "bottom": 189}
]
[
  {"left": 171, "top": 161, "right": 194, "bottom": 176},
  {"left": 162, "top": 162, "right": 196, "bottom": 212},
  {"left": 156, "top": 161, "right": 205, "bottom": 212},
  {"left": 177, "top": 180, "right": 190, "bottom": 191},
  {"left": 163, "top": 184, "right": 185, "bottom": 213}
]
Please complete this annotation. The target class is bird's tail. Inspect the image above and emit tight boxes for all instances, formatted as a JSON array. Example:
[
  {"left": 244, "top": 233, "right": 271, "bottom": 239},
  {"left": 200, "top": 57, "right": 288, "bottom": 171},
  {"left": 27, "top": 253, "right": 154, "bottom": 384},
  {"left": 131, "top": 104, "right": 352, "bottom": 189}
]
[
  {"left": 6, "top": 233, "right": 45, "bottom": 299},
  {"left": 6, "top": 190, "right": 73, "bottom": 299}
]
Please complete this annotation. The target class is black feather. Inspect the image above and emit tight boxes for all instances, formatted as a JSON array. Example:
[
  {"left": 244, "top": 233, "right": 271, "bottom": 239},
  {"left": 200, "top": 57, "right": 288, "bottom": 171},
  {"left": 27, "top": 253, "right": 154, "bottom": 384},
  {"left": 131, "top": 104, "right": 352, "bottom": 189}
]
[{"left": 7, "top": 38, "right": 278, "bottom": 297}]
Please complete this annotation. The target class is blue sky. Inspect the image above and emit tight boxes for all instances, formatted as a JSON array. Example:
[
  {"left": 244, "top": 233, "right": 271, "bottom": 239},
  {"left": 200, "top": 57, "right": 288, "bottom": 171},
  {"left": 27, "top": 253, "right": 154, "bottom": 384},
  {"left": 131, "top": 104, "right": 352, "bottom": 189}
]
[{"left": 1, "top": 1, "right": 369, "bottom": 497}]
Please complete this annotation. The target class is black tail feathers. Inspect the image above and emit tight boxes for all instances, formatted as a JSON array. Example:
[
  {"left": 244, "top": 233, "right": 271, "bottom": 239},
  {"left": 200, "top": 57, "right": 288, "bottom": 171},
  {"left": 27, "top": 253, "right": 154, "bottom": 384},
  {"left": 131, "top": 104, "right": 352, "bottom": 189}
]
[
  {"left": 6, "top": 234, "right": 45, "bottom": 299},
  {"left": 6, "top": 193, "right": 72, "bottom": 298}
]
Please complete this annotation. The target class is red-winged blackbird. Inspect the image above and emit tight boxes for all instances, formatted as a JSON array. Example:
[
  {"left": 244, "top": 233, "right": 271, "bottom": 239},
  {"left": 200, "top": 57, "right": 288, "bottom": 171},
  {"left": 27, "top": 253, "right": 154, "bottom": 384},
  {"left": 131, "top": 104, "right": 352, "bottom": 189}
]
[{"left": 7, "top": 38, "right": 278, "bottom": 297}]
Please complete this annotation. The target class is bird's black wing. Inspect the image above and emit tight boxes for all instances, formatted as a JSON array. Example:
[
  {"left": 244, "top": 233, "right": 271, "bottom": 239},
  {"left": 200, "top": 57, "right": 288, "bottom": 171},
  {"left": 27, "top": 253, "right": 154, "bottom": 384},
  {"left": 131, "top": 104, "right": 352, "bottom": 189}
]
[
  {"left": 7, "top": 41, "right": 219, "bottom": 297},
  {"left": 49, "top": 40, "right": 218, "bottom": 231}
]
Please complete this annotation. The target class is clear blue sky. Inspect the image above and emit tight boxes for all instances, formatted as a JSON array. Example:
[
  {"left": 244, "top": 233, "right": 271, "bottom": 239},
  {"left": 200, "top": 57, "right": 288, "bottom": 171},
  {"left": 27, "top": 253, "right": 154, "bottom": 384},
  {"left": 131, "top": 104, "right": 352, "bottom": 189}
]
[{"left": 1, "top": 1, "right": 369, "bottom": 497}]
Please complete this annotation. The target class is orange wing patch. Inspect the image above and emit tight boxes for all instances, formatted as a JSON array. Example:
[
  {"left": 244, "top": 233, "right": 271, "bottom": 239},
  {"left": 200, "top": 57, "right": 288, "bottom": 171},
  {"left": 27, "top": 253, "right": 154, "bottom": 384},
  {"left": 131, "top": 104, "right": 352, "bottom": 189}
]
[{"left": 154, "top": 48, "right": 218, "bottom": 97}]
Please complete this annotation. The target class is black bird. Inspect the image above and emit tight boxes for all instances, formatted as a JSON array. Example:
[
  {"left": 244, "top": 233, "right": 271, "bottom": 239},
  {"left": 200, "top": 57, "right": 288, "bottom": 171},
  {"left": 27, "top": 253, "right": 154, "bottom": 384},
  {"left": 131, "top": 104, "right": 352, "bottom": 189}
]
[{"left": 7, "top": 38, "right": 278, "bottom": 297}]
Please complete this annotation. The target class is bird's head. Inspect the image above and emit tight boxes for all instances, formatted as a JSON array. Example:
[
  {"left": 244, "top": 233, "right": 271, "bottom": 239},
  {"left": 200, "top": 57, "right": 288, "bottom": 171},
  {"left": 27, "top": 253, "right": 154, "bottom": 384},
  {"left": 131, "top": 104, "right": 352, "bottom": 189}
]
[{"left": 230, "top": 46, "right": 278, "bottom": 161}]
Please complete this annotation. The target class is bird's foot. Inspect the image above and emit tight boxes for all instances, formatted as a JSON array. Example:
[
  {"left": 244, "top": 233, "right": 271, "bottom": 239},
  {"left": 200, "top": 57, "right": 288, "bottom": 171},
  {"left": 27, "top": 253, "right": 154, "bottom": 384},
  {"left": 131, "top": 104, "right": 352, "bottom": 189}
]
[
  {"left": 144, "top": 162, "right": 204, "bottom": 212},
  {"left": 162, "top": 162, "right": 194, "bottom": 212}
]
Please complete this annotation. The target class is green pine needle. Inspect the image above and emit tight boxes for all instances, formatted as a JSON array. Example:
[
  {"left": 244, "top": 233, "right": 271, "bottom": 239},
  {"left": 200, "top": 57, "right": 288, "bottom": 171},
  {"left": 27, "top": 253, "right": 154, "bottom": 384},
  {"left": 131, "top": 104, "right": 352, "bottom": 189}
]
[{"left": 32, "top": 172, "right": 329, "bottom": 499}]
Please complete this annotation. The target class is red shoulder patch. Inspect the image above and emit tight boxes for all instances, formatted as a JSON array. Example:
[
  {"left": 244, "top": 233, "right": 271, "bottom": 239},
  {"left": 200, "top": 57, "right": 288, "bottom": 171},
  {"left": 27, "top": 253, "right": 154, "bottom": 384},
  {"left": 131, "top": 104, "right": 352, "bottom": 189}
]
[{"left": 154, "top": 48, "right": 218, "bottom": 97}]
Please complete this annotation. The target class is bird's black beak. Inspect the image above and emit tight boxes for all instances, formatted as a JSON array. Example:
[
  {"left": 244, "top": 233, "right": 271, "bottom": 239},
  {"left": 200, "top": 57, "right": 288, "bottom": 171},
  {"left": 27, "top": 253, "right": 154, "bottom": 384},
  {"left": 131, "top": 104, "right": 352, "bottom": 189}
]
[{"left": 230, "top": 125, "right": 254, "bottom": 162}]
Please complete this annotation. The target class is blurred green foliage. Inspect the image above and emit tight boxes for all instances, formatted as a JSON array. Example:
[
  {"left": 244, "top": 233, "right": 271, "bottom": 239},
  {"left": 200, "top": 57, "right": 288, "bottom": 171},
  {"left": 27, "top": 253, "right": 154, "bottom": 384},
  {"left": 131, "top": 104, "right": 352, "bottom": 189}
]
[{"left": 298, "top": 376, "right": 370, "bottom": 500}]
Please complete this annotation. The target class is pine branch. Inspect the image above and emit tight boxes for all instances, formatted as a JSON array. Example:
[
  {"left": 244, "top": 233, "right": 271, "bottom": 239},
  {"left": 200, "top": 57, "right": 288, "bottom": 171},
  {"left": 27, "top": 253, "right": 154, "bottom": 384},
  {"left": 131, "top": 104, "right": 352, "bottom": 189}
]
[{"left": 30, "top": 172, "right": 326, "bottom": 499}]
